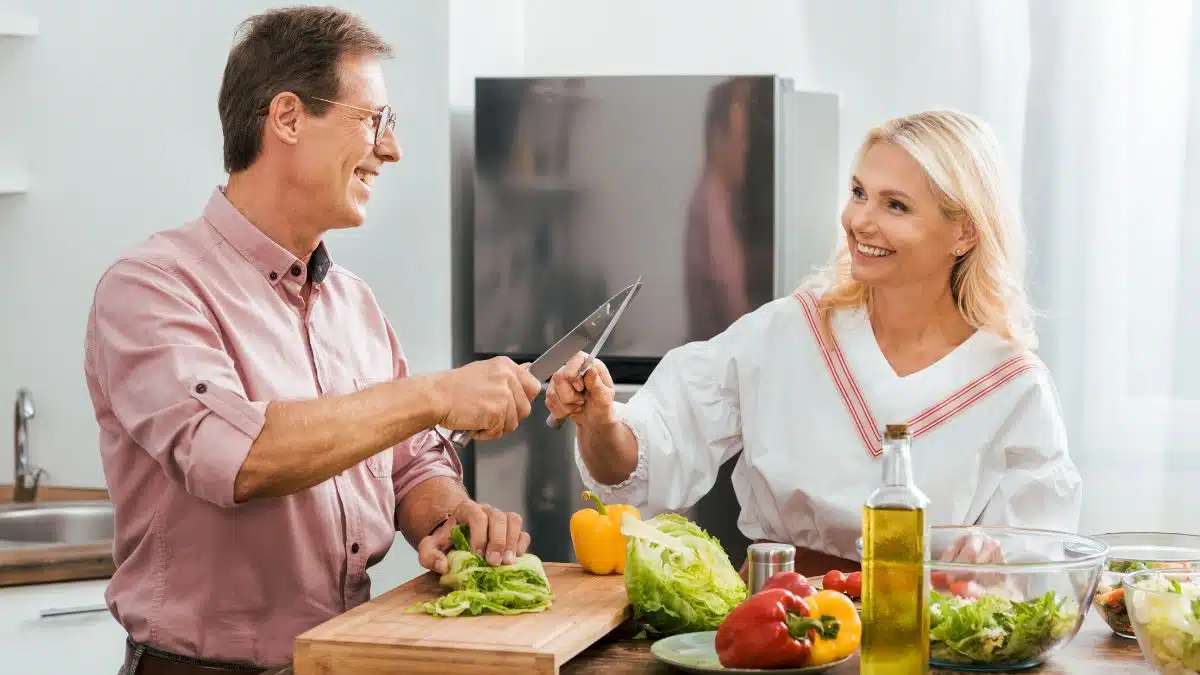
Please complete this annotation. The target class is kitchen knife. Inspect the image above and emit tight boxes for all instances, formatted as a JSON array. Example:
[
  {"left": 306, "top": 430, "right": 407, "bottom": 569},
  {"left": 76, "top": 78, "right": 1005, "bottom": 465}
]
[
  {"left": 444, "top": 279, "right": 644, "bottom": 449},
  {"left": 545, "top": 275, "right": 642, "bottom": 429}
]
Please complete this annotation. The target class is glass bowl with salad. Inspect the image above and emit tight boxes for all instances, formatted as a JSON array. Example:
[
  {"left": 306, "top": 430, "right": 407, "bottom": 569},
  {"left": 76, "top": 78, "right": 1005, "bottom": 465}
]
[
  {"left": 1123, "top": 568, "right": 1200, "bottom": 674},
  {"left": 923, "top": 525, "right": 1109, "bottom": 672},
  {"left": 1091, "top": 532, "right": 1200, "bottom": 638}
]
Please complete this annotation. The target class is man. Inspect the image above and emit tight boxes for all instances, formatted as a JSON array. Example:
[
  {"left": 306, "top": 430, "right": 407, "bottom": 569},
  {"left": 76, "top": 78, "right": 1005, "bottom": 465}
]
[{"left": 83, "top": 8, "right": 542, "bottom": 674}]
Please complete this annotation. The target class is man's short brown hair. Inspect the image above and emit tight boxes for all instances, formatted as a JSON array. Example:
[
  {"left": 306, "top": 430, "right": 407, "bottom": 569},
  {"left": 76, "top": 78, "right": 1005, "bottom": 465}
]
[{"left": 218, "top": 6, "right": 393, "bottom": 173}]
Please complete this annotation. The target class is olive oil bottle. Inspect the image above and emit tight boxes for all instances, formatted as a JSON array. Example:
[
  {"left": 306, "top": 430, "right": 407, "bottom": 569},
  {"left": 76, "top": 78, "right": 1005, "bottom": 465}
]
[{"left": 860, "top": 424, "right": 931, "bottom": 674}]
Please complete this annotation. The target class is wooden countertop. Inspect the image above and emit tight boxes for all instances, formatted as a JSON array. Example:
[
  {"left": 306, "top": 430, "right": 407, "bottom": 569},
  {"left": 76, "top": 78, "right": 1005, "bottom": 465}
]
[
  {"left": 0, "top": 485, "right": 115, "bottom": 587},
  {"left": 559, "top": 611, "right": 1152, "bottom": 674},
  {"left": 275, "top": 611, "right": 1150, "bottom": 674}
]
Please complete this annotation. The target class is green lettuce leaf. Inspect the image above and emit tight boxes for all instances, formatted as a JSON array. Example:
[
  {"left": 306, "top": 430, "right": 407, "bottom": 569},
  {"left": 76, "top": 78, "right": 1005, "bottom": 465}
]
[
  {"left": 407, "top": 524, "right": 554, "bottom": 617},
  {"left": 619, "top": 512, "right": 747, "bottom": 635},
  {"left": 929, "top": 589, "right": 1078, "bottom": 665}
]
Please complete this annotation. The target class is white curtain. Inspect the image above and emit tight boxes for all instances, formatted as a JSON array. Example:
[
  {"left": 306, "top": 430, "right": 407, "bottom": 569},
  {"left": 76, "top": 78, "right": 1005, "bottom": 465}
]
[{"left": 794, "top": 0, "right": 1199, "bottom": 535}]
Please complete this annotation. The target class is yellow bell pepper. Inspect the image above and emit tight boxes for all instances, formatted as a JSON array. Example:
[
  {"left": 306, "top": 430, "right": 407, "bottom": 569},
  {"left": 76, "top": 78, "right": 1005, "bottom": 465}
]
[
  {"left": 805, "top": 590, "right": 862, "bottom": 664},
  {"left": 570, "top": 491, "right": 640, "bottom": 574}
]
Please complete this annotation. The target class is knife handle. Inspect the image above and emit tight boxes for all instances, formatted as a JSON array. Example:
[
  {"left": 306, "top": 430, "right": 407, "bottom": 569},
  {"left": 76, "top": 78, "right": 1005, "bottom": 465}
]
[{"left": 545, "top": 412, "right": 567, "bottom": 429}]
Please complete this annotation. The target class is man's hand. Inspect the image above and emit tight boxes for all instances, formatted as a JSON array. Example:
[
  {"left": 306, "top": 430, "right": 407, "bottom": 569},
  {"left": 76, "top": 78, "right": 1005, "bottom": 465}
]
[
  {"left": 416, "top": 500, "right": 531, "bottom": 574},
  {"left": 430, "top": 357, "right": 543, "bottom": 441}
]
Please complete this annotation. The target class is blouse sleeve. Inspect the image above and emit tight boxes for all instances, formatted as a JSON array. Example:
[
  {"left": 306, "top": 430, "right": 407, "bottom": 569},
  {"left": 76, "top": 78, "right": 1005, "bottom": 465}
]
[
  {"left": 976, "top": 369, "right": 1083, "bottom": 533},
  {"left": 574, "top": 302, "right": 776, "bottom": 513}
]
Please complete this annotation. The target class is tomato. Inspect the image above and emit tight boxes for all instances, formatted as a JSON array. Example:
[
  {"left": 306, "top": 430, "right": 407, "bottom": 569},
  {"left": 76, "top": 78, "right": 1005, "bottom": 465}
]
[
  {"left": 842, "top": 571, "right": 862, "bottom": 598},
  {"left": 822, "top": 570, "right": 847, "bottom": 593},
  {"left": 930, "top": 570, "right": 952, "bottom": 590},
  {"left": 949, "top": 580, "right": 983, "bottom": 599},
  {"left": 761, "top": 571, "right": 816, "bottom": 598}
]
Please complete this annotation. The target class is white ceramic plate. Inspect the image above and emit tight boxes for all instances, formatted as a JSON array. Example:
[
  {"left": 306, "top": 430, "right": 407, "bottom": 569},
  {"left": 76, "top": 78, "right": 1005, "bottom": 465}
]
[{"left": 649, "top": 631, "right": 852, "bottom": 674}]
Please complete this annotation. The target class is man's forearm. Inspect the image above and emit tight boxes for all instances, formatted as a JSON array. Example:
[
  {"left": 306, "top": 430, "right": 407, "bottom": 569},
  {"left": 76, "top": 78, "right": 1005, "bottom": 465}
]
[
  {"left": 395, "top": 476, "right": 471, "bottom": 549},
  {"left": 233, "top": 376, "right": 443, "bottom": 503},
  {"left": 577, "top": 420, "right": 640, "bottom": 486}
]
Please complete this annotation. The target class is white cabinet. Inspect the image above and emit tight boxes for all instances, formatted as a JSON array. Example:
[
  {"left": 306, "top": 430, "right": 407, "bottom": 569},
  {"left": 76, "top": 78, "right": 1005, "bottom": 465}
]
[{"left": 0, "top": 579, "right": 127, "bottom": 675}]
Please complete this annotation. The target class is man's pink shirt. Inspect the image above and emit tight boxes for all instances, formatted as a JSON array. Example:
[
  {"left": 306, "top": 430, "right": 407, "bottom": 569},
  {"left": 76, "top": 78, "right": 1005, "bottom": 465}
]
[{"left": 83, "top": 187, "right": 461, "bottom": 666}]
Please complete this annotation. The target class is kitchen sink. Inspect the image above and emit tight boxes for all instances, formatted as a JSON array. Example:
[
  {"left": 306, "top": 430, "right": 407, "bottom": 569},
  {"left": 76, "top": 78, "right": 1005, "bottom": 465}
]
[{"left": 0, "top": 500, "right": 114, "bottom": 546}]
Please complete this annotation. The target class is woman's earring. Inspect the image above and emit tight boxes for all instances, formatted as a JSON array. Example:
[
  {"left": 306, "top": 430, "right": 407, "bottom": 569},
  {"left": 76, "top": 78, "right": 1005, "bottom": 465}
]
[{"left": 955, "top": 248, "right": 963, "bottom": 256}]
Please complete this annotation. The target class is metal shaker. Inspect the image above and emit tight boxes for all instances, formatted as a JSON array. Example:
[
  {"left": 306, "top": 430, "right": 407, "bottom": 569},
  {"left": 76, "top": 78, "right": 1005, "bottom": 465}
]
[{"left": 746, "top": 542, "right": 796, "bottom": 594}]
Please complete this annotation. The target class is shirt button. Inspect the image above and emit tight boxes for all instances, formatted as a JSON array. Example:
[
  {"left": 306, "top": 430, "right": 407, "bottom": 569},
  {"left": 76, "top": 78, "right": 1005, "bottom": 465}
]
[
  {"left": 269, "top": 271, "right": 278, "bottom": 281},
  {"left": 290, "top": 264, "right": 302, "bottom": 277},
  {"left": 194, "top": 383, "right": 207, "bottom": 394},
  {"left": 351, "top": 543, "right": 360, "bottom": 554}
]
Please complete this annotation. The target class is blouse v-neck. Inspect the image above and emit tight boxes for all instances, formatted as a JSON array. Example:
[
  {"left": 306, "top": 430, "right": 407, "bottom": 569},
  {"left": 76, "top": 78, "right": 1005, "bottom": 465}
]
[{"left": 829, "top": 304, "right": 994, "bottom": 435}]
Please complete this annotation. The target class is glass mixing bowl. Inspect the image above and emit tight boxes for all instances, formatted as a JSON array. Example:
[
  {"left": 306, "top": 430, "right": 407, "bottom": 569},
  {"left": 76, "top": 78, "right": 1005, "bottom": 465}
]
[
  {"left": 856, "top": 525, "right": 1108, "bottom": 672},
  {"left": 1122, "top": 568, "right": 1200, "bottom": 674},
  {"left": 1090, "top": 532, "right": 1200, "bottom": 638}
]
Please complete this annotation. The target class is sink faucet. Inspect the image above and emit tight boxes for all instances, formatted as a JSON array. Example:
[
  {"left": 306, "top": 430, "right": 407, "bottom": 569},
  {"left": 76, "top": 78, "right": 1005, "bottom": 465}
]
[{"left": 13, "top": 387, "right": 44, "bottom": 502}]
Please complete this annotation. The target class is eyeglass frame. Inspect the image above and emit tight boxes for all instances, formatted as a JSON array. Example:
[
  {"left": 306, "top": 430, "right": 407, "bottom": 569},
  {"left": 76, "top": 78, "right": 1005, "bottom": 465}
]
[
  {"left": 256, "top": 94, "right": 396, "bottom": 147},
  {"left": 308, "top": 97, "right": 396, "bottom": 146},
  {"left": 303, "top": 96, "right": 395, "bottom": 147}
]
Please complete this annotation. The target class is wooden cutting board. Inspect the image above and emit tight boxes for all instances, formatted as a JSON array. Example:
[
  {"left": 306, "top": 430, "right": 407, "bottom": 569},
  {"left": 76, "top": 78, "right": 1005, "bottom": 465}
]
[{"left": 292, "top": 562, "right": 631, "bottom": 675}]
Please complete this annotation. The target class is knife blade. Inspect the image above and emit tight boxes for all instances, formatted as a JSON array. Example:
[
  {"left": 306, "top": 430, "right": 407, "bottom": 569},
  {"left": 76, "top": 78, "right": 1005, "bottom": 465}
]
[
  {"left": 444, "top": 280, "right": 643, "bottom": 448},
  {"left": 545, "top": 276, "right": 641, "bottom": 429}
]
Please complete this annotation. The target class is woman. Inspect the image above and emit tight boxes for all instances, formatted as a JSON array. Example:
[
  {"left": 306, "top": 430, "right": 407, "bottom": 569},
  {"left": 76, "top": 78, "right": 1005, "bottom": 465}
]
[{"left": 546, "top": 109, "right": 1082, "bottom": 575}]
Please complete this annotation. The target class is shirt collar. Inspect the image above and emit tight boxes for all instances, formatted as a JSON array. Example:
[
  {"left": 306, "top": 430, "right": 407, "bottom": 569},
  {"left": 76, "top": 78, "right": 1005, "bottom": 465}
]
[{"left": 202, "top": 186, "right": 332, "bottom": 285}]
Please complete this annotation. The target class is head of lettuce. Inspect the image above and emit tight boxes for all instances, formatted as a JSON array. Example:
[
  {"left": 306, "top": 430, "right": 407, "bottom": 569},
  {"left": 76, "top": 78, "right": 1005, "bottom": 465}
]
[{"left": 620, "top": 512, "right": 749, "bottom": 635}]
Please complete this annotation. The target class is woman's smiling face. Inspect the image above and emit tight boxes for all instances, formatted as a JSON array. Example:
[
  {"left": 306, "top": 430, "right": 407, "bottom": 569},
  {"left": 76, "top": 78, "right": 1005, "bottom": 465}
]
[{"left": 840, "top": 141, "right": 973, "bottom": 290}]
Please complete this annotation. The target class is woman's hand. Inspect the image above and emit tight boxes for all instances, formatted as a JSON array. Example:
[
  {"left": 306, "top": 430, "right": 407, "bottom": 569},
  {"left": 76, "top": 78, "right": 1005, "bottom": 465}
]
[
  {"left": 545, "top": 351, "right": 618, "bottom": 429},
  {"left": 934, "top": 529, "right": 1006, "bottom": 593},
  {"left": 939, "top": 529, "right": 1005, "bottom": 564}
]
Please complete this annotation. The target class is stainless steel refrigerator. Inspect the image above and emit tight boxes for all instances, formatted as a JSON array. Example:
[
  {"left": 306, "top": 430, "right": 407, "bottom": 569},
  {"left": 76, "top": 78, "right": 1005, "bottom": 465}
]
[{"left": 451, "top": 75, "right": 840, "bottom": 568}]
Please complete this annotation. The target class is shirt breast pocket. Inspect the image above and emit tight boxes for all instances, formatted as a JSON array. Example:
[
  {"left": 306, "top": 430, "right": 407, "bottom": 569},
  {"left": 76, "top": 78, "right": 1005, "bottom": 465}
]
[{"left": 354, "top": 376, "right": 394, "bottom": 480}]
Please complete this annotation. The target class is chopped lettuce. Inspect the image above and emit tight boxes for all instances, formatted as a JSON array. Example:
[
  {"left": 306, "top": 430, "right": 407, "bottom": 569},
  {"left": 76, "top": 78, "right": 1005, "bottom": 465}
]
[
  {"left": 408, "top": 525, "right": 554, "bottom": 617},
  {"left": 620, "top": 512, "right": 748, "bottom": 635},
  {"left": 1126, "top": 573, "right": 1200, "bottom": 672},
  {"left": 928, "top": 589, "right": 1078, "bottom": 665}
]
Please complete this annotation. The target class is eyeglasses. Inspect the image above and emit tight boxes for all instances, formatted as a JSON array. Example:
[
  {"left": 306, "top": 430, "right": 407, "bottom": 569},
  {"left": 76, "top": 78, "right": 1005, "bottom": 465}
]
[{"left": 310, "top": 97, "right": 396, "bottom": 146}]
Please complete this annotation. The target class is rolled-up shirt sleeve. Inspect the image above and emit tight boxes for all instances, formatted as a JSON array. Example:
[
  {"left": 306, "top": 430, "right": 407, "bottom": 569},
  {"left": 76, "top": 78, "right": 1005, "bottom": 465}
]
[
  {"left": 382, "top": 319, "right": 464, "bottom": 507},
  {"left": 391, "top": 430, "right": 463, "bottom": 504},
  {"left": 87, "top": 258, "right": 267, "bottom": 508}
]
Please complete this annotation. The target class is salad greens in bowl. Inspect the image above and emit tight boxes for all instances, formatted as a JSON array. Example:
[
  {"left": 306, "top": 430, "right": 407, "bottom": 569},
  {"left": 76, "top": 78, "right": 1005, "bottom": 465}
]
[
  {"left": 1090, "top": 532, "right": 1200, "bottom": 638},
  {"left": 1123, "top": 568, "right": 1200, "bottom": 674},
  {"left": 922, "top": 526, "right": 1108, "bottom": 671}
]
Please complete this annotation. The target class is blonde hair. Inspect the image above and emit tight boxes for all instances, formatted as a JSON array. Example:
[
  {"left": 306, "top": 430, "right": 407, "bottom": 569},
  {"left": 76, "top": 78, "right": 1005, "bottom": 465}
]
[{"left": 808, "top": 108, "right": 1038, "bottom": 351}]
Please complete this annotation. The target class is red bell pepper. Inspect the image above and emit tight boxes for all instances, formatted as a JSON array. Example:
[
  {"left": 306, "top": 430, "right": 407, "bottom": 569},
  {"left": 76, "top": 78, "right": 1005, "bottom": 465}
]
[
  {"left": 761, "top": 571, "right": 816, "bottom": 598},
  {"left": 714, "top": 589, "right": 827, "bottom": 669}
]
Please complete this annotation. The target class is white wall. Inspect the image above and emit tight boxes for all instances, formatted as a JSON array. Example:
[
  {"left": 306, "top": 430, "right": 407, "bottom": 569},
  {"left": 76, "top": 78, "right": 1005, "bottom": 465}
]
[
  {"left": 0, "top": 0, "right": 451, "bottom": 492},
  {"left": 449, "top": 0, "right": 525, "bottom": 108}
]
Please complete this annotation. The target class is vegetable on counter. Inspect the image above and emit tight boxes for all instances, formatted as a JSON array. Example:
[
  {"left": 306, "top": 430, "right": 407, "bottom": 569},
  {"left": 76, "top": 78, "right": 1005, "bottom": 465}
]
[
  {"left": 619, "top": 512, "right": 748, "bottom": 636},
  {"left": 931, "top": 570, "right": 984, "bottom": 600},
  {"left": 714, "top": 588, "right": 829, "bottom": 669},
  {"left": 714, "top": 588, "right": 861, "bottom": 669},
  {"left": 408, "top": 524, "right": 554, "bottom": 617},
  {"left": 761, "top": 571, "right": 816, "bottom": 599},
  {"left": 1093, "top": 583, "right": 1132, "bottom": 635},
  {"left": 805, "top": 590, "right": 862, "bottom": 664},
  {"left": 822, "top": 569, "right": 862, "bottom": 599},
  {"left": 928, "top": 588, "right": 1079, "bottom": 666},
  {"left": 570, "top": 491, "right": 640, "bottom": 575},
  {"left": 1125, "top": 571, "right": 1200, "bottom": 673},
  {"left": 1095, "top": 560, "right": 1193, "bottom": 636}
]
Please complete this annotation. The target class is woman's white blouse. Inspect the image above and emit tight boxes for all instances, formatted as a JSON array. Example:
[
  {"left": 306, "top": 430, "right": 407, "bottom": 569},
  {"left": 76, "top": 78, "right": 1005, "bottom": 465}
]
[{"left": 574, "top": 288, "right": 1083, "bottom": 561}]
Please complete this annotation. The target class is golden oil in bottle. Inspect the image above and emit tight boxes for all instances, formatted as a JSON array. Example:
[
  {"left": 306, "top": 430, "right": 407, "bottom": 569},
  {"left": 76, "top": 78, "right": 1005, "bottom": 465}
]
[{"left": 860, "top": 424, "right": 931, "bottom": 675}]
